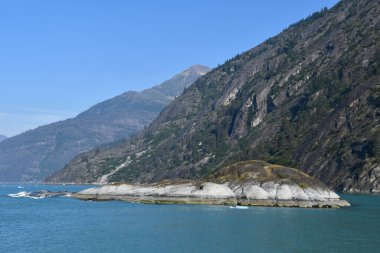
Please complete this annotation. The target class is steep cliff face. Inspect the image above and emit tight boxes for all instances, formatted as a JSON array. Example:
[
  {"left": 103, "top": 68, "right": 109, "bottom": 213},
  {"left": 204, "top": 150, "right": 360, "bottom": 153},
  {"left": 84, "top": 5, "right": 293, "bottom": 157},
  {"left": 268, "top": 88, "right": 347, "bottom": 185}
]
[
  {"left": 0, "top": 65, "right": 209, "bottom": 182},
  {"left": 47, "top": 0, "right": 380, "bottom": 193}
]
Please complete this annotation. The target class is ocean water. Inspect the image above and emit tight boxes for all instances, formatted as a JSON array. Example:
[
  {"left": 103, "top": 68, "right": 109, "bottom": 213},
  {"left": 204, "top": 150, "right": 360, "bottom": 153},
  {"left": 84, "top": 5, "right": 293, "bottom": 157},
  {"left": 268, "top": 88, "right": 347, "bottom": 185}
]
[{"left": 0, "top": 184, "right": 379, "bottom": 253}]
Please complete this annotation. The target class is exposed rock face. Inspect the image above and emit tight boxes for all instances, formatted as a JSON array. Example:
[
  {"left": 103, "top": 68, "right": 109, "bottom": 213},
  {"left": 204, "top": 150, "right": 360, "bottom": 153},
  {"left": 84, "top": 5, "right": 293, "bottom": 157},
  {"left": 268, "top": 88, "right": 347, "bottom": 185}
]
[
  {"left": 48, "top": 0, "right": 379, "bottom": 193},
  {"left": 0, "top": 65, "right": 210, "bottom": 182},
  {"left": 74, "top": 161, "right": 350, "bottom": 208}
]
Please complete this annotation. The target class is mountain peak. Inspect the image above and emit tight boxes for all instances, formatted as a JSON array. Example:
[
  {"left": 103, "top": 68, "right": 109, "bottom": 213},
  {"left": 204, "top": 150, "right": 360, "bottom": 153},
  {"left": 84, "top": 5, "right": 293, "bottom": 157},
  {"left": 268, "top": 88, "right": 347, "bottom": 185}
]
[
  {"left": 185, "top": 65, "right": 211, "bottom": 75},
  {"left": 0, "top": 66, "right": 207, "bottom": 182},
  {"left": 150, "top": 65, "right": 210, "bottom": 98}
]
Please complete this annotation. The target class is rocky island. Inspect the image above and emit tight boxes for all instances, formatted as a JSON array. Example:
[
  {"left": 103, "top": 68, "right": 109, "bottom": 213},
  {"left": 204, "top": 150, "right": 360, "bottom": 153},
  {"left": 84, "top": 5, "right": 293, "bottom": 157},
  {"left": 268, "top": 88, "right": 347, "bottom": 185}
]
[{"left": 73, "top": 160, "right": 350, "bottom": 208}]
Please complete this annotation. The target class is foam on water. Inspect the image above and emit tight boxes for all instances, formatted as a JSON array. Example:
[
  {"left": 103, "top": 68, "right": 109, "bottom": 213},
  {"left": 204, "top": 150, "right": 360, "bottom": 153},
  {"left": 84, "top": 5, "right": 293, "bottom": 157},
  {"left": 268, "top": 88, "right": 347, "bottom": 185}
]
[
  {"left": 229, "top": 206, "right": 249, "bottom": 209},
  {"left": 8, "top": 191, "right": 29, "bottom": 197},
  {"left": 8, "top": 191, "right": 45, "bottom": 199}
]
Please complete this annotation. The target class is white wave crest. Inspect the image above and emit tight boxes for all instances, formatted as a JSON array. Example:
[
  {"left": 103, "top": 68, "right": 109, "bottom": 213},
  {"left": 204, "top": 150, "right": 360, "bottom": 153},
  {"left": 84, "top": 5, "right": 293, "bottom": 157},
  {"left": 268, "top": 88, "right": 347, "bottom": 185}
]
[
  {"left": 229, "top": 206, "right": 249, "bottom": 209},
  {"left": 8, "top": 191, "right": 45, "bottom": 199},
  {"left": 8, "top": 191, "right": 29, "bottom": 197}
]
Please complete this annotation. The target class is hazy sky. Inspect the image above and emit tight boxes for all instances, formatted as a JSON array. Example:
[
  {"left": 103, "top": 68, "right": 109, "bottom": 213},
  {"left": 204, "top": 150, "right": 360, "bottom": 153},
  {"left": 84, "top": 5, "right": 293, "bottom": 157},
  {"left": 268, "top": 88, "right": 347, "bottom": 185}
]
[{"left": 0, "top": 0, "right": 339, "bottom": 137}]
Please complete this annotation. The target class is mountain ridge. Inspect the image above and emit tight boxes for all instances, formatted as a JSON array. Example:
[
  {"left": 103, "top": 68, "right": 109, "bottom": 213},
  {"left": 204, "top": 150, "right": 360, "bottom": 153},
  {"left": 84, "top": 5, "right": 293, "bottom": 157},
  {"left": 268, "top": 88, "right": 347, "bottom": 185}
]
[
  {"left": 0, "top": 135, "right": 7, "bottom": 142},
  {"left": 0, "top": 65, "right": 210, "bottom": 182}
]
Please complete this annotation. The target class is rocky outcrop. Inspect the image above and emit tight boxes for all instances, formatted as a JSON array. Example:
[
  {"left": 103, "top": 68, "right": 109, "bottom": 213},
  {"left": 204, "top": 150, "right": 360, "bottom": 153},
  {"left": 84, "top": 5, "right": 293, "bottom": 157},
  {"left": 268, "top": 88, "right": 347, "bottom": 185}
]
[
  {"left": 74, "top": 182, "right": 349, "bottom": 208},
  {"left": 73, "top": 161, "right": 350, "bottom": 208}
]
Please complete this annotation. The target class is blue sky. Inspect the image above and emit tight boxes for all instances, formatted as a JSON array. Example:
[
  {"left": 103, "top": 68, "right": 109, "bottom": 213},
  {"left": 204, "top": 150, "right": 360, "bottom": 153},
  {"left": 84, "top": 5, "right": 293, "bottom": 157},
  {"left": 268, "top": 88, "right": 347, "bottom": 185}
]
[{"left": 0, "top": 0, "right": 339, "bottom": 137}]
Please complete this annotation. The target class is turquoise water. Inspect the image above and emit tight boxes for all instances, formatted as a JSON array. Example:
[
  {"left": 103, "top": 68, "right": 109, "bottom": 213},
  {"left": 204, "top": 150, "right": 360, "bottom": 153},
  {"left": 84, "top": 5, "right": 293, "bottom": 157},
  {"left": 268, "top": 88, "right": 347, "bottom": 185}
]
[{"left": 1, "top": 184, "right": 379, "bottom": 253}]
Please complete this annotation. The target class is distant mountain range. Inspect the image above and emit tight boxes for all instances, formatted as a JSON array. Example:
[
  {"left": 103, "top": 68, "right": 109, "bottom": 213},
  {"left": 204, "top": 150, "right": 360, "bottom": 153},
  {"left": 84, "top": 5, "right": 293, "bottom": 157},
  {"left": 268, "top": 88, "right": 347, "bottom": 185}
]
[
  {"left": 0, "top": 65, "right": 210, "bottom": 182},
  {"left": 47, "top": 0, "right": 380, "bottom": 193},
  {"left": 0, "top": 135, "right": 7, "bottom": 142}
]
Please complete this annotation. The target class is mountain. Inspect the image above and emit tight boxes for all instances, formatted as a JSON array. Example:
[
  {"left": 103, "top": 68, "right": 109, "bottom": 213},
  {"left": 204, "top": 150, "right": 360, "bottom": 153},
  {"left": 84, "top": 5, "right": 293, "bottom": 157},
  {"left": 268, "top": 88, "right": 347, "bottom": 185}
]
[
  {"left": 0, "top": 65, "right": 210, "bottom": 182},
  {"left": 46, "top": 0, "right": 380, "bottom": 193},
  {"left": 0, "top": 135, "right": 7, "bottom": 142}
]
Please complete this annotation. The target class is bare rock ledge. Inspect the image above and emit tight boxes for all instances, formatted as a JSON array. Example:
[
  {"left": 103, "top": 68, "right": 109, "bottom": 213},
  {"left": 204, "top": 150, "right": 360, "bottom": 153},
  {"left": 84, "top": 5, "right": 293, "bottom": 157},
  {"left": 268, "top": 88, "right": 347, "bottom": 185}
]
[{"left": 73, "top": 160, "right": 350, "bottom": 208}]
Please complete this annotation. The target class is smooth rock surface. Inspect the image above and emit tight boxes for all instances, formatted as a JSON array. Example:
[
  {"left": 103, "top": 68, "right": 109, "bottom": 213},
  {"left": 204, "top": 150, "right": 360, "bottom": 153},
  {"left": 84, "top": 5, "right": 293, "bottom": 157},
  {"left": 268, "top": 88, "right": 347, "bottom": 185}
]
[
  {"left": 73, "top": 160, "right": 351, "bottom": 208},
  {"left": 74, "top": 182, "right": 350, "bottom": 208}
]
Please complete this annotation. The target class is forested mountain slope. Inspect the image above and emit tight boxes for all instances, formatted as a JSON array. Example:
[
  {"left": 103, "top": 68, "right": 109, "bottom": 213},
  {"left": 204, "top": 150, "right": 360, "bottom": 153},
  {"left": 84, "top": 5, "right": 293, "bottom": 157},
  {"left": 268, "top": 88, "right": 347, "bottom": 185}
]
[{"left": 47, "top": 0, "right": 379, "bottom": 193}]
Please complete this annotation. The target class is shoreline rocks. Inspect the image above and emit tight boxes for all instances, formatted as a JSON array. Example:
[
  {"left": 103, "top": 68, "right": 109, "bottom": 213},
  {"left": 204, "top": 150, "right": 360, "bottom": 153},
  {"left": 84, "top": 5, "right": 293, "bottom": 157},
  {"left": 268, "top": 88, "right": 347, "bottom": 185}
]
[
  {"left": 72, "top": 161, "right": 351, "bottom": 208},
  {"left": 73, "top": 181, "right": 350, "bottom": 208}
]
